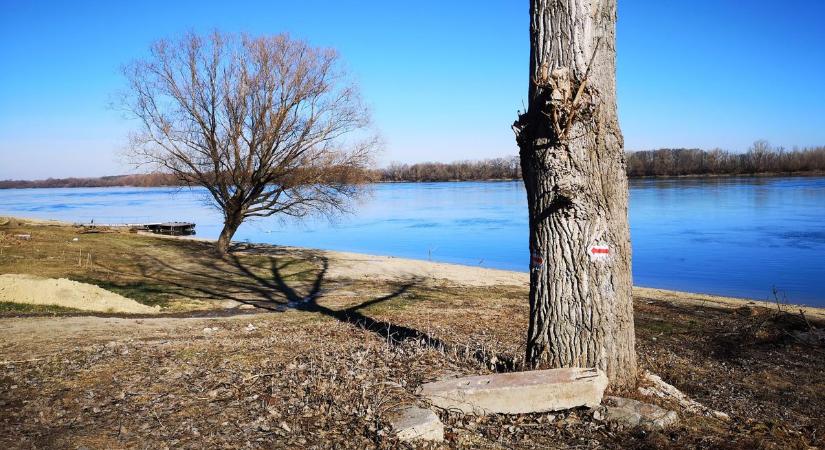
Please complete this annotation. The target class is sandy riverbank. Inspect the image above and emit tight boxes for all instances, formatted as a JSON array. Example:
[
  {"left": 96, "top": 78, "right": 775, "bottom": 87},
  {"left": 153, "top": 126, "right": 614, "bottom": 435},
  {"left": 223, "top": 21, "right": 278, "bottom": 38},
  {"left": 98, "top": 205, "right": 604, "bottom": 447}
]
[
  {"left": 333, "top": 253, "right": 825, "bottom": 319},
  {"left": 311, "top": 246, "right": 825, "bottom": 319}
]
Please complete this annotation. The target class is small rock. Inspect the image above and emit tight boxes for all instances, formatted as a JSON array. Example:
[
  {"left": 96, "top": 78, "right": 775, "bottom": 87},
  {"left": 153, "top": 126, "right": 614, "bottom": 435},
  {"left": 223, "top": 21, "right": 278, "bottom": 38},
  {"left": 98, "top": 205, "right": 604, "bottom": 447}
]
[
  {"left": 603, "top": 396, "right": 678, "bottom": 430},
  {"left": 557, "top": 414, "right": 581, "bottom": 427},
  {"left": 436, "top": 371, "right": 461, "bottom": 381},
  {"left": 387, "top": 405, "right": 444, "bottom": 442},
  {"left": 279, "top": 422, "right": 291, "bottom": 433},
  {"left": 792, "top": 328, "right": 825, "bottom": 346},
  {"left": 712, "top": 410, "right": 731, "bottom": 421},
  {"left": 245, "top": 323, "right": 257, "bottom": 332}
]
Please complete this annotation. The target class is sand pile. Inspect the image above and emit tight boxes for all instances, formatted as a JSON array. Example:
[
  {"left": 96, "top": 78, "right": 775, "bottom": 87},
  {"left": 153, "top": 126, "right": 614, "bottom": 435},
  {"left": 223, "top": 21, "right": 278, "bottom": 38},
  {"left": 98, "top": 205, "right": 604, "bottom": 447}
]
[{"left": 0, "top": 274, "right": 160, "bottom": 314}]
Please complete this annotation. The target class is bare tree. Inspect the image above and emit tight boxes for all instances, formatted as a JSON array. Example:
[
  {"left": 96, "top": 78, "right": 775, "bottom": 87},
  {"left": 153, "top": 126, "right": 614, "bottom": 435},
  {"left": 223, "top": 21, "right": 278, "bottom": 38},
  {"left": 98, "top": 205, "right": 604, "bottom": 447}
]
[
  {"left": 121, "top": 32, "right": 376, "bottom": 254},
  {"left": 512, "top": 0, "right": 637, "bottom": 387}
]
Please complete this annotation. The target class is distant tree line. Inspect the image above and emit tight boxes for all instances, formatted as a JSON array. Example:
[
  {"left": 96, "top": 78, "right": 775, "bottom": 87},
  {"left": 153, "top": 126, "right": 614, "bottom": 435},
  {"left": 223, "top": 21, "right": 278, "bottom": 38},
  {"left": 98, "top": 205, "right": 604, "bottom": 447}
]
[
  {"left": 376, "top": 157, "right": 522, "bottom": 182},
  {"left": 0, "top": 173, "right": 181, "bottom": 189},
  {"left": 3, "top": 142, "right": 825, "bottom": 189},
  {"left": 625, "top": 141, "right": 825, "bottom": 177},
  {"left": 374, "top": 143, "right": 825, "bottom": 181}
]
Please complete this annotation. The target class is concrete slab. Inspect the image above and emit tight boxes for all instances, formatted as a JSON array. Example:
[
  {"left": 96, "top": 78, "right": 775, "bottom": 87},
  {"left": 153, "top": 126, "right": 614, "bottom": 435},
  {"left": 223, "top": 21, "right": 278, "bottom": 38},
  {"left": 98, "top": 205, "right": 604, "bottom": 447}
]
[
  {"left": 603, "top": 396, "right": 679, "bottom": 429},
  {"left": 418, "top": 367, "right": 607, "bottom": 415},
  {"left": 387, "top": 405, "right": 444, "bottom": 442},
  {"left": 638, "top": 371, "right": 729, "bottom": 420}
]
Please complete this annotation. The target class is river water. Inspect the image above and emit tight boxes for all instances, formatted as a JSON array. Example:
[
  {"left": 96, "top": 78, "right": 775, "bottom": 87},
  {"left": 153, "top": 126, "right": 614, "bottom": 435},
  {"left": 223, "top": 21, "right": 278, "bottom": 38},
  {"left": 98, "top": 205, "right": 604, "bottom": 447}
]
[{"left": 1, "top": 177, "right": 823, "bottom": 305}]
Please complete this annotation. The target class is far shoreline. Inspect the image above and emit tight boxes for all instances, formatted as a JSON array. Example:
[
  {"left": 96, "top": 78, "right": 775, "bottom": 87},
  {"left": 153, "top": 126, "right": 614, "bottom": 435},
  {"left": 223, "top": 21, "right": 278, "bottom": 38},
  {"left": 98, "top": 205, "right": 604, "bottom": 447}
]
[{"left": 2, "top": 170, "right": 825, "bottom": 190}]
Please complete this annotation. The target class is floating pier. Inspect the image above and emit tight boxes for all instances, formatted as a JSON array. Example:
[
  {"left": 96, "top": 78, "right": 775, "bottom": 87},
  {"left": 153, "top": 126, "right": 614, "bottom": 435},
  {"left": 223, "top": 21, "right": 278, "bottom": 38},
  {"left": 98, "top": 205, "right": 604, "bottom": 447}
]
[{"left": 144, "top": 222, "right": 196, "bottom": 236}]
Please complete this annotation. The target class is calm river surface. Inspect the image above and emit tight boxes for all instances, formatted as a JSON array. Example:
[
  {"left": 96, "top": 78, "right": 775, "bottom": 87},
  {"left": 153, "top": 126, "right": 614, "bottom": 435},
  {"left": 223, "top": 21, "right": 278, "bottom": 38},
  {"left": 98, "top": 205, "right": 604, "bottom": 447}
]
[{"left": 1, "top": 177, "right": 823, "bottom": 305}]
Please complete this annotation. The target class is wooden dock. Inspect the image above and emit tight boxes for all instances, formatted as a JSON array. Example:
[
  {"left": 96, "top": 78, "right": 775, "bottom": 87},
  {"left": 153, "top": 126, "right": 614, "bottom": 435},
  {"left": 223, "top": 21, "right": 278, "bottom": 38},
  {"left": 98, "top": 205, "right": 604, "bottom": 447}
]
[{"left": 144, "top": 222, "right": 196, "bottom": 236}]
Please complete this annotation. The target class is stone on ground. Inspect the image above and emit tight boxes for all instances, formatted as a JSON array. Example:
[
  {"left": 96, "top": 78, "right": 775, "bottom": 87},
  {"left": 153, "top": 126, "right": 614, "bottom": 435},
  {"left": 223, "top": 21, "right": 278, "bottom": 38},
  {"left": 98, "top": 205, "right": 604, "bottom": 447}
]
[
  {"left": 387, "top": 405, "right": 444, "bottom": 442},
  {"left": 601, "top": 396, "right": 678, "bottom": 429},
  {"left": 638, "top": 371, "right": 729, "bottom": 420},
  {"left": 418, "top": 367, "right": 607, "bottom": 415}
]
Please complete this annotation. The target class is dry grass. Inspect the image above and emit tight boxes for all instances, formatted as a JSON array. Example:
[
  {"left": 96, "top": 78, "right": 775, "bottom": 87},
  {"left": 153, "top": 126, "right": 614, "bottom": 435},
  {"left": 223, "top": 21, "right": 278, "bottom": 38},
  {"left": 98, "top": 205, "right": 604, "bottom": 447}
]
[
  {"left": 0, "top": 219, "right": 317, "bottom": 311},
  {"left": 0, "top": 219, "right": 823, "bottom": 449}
]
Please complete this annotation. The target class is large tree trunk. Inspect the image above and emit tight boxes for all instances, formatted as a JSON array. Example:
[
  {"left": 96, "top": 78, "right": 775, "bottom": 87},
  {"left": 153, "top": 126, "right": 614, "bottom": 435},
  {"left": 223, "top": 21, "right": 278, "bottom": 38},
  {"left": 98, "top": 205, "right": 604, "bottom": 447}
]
[
  {"left": 513, "top": 0, "right": 637, "bottom": 388},
  {"left": 216, "top": 210, "right": 243, "bottom": 255}
]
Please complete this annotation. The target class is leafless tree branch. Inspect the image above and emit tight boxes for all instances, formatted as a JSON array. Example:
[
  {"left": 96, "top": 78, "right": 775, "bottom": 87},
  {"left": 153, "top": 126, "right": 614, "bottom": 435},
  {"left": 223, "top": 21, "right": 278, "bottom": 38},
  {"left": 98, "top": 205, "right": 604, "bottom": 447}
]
[{"left": 120, "top": 31, "right": 377, "bottom": 253}]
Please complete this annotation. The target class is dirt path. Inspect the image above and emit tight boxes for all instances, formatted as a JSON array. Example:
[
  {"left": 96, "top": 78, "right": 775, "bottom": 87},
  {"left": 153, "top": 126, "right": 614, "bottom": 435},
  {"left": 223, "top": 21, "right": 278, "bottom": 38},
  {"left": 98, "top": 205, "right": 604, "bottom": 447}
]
[{"left": 0, "top": 314, "right": 270, "bottom": 361}]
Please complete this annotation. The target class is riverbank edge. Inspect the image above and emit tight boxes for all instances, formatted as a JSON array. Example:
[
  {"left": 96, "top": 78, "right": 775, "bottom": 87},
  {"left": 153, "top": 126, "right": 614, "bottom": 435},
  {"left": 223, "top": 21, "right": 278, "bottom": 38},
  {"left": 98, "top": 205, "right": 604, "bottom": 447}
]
[
  {"left": 5, "top": 214, "right": 823, "bottom": 320},
  {"left": 2, "top": 170, "right": 825, "bottom": 190}
]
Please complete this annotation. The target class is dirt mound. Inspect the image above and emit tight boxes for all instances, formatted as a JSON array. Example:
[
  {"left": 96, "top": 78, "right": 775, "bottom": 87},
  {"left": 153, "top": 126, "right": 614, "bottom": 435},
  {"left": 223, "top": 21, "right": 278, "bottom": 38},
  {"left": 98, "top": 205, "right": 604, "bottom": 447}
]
[{"left": 0, "top": 274, "right": 160, "bottom": 314}]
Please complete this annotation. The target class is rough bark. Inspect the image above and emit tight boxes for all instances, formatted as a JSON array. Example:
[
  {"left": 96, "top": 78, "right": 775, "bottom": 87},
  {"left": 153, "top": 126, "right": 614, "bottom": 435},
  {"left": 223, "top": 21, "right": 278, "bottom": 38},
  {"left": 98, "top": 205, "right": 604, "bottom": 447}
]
[
  {"left": 216, "top": 213, "right": 242, "bottom": 255},
  {"left": 513, "top": 0, "right": 637, "bottom": 388}
]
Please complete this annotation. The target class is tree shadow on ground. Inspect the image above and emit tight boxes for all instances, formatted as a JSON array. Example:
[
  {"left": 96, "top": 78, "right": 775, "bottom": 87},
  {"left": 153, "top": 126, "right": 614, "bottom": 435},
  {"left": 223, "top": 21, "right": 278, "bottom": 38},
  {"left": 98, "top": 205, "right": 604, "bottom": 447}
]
[
  {"left": 233, "top": 246, "right": 518, "bottom": 370},
  {"left": 113, "top": 242, "right": 516, "bottom": 370},
  {"left": 120, "top": 243, "right": 456, "bottom": 353},
  {"left": 228, "top": 251, "right": 456, "bottom": 351}
]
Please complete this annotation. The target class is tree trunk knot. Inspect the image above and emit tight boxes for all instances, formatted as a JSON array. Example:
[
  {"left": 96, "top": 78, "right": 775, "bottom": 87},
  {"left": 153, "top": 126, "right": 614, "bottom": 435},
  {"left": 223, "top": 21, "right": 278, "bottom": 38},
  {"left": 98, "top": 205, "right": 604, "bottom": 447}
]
[{"left": 537, "top": 68, "right": 598, "bottom": 143}]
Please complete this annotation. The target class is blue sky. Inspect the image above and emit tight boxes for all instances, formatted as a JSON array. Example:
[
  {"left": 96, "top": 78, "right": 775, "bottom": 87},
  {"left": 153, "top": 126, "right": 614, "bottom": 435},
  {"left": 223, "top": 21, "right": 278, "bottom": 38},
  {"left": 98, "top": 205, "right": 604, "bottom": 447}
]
[{"left": 1, "top": 1, "right": 824, "bottom": 179}]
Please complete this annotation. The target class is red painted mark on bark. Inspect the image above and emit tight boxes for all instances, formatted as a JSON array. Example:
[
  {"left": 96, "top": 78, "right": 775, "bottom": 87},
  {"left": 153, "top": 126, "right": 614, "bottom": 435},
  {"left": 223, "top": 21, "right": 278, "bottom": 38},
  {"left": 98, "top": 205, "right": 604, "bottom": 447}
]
[{"left": 588, "top": 244, "right": 610, "bottom": 261}]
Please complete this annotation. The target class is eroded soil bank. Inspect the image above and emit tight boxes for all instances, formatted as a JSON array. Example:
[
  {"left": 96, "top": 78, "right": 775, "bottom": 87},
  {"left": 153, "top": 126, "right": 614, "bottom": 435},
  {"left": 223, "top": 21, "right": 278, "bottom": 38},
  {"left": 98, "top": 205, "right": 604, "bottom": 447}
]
[{"left": 0, "top": 219, "right": 823, "bottom": 448}]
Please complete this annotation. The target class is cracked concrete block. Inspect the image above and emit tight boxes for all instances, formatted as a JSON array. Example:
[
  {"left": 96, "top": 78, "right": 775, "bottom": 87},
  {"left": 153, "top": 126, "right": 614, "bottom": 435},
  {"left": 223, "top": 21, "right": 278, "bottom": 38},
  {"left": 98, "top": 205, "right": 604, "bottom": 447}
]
[
  {"left": 602, "top": 396, "right": 679, "bottom": 429},
  {"left": 418, "top": 367, "right": 607, "bottom": 415},
  {"left": 388, "top": 405, "right": 444, "bottom": 442}
]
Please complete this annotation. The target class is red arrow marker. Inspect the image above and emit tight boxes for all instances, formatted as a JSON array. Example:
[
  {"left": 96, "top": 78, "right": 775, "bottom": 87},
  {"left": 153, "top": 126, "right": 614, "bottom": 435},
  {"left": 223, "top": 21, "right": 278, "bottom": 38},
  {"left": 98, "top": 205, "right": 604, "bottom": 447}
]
[{"left": 588, "top": 244, "right": 610, "bottom": 261}]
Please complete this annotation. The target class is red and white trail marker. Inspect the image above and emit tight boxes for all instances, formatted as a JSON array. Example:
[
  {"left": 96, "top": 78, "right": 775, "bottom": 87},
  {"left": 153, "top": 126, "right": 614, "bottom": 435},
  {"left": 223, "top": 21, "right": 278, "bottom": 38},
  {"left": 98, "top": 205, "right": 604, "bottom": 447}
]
[{"left": 587, "top": 243, "right": 610, "bottom": 261}]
